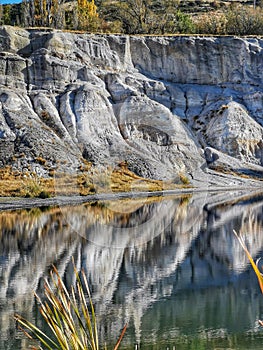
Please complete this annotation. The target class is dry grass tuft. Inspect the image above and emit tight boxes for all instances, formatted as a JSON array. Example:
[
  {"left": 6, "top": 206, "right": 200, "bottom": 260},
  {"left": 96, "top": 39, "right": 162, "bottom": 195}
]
[
  {"left": 0, "top": 164, "right": 192, "bottom": 198},
  {"left": 15, "top": 261, "right": 127, "bottom": 350}
]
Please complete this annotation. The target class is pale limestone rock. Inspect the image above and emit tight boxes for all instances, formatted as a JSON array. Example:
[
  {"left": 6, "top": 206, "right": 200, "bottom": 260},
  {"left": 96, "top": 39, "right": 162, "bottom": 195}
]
[
  {"left": 0, "top": 88, "right": 81, "bottom": 174},
  {"left": 0, "top": 109, "right": 15, "bottom": 141},
  {"left": 204, "top": 101, "right": 263, "bottom": 165},
  {"left": 32, "top": 92, "right": 70, "bottom": 139},
  {"left": 59, "top": 90, "right": 78, "bottom": 141},
  {"left": 143, "top": 79, "right": 171, "bottom": 108},
  {"left": 185, "top": 88, "right": 204, "bottom": 118},
  {"left": 115, "top": 94, "right": 203, "bottom": 179},
  {"left": 167, "top": 84, "right": 186, "bottom": 118},
  {"left": 0, "top": 53, "right": 27, "bottom": 90},
  {"left": 0, "top": 26, "right": 29, "bottom": 52},
  {"left": 0, "top": 27, "right": 261, "bottom": 185},
  {"left": 204, "top": 146, "right": 263, "bottom": 180},
  {"left": 130, "top": 36, "right": 263, "bottom": 85},
  {"left": 243, "top": 90, "right": 263, "bottom": 127},
  {"left": 105, "top": 73, "right": 137, "bottom": 101}
]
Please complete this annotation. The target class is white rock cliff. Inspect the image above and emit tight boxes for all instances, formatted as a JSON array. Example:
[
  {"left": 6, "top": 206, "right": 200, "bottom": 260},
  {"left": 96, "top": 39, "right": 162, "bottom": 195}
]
[{"left": 0, "top": 26, "right": 262, "bottom": 186}]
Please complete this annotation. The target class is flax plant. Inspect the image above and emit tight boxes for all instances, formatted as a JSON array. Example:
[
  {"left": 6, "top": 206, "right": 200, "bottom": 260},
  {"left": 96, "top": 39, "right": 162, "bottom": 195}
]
[
  {"left": 234, "top": 230, "right": 263, "bottom": 326},
  {"left": 233, "top": 230, "right": 263, "bottom": 294},
  {"left": 15, "top": 264, "right": 127, "bottom": 350}
]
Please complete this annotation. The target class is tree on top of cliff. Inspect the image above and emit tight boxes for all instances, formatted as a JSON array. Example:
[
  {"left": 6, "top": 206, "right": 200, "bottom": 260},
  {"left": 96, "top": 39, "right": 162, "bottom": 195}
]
[
  {"left": 77, "top": 0, "right": 100, "bottom": 30},
  {"left": 99, "top": 0, "right": 195, "bottom": 34},
  {"left": 21, "top": 0, "right": 65, "bottom": 28},
  {"left": 1, "top": 0, "right": 263, "bottom": 35}
]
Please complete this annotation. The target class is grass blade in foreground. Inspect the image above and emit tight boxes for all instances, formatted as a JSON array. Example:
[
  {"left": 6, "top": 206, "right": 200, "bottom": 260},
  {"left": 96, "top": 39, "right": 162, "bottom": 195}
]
[
  {"left": 233, "top": 230, "right": 263, "bottom": 293},
  {"left": 15, "top": 263, "right": 127, "bottom": 350}
]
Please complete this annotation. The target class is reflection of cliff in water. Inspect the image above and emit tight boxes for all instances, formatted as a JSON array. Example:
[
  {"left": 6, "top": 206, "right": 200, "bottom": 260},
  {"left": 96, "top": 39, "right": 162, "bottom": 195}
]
[{"left": 0, "top": 191, "right": 263, "bottom": 349}]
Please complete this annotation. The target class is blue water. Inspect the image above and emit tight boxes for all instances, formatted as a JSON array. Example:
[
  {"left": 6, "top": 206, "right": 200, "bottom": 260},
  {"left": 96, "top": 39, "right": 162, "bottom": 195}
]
[{"left": 0, "top": 190, "right": 263, "bottom": 349}]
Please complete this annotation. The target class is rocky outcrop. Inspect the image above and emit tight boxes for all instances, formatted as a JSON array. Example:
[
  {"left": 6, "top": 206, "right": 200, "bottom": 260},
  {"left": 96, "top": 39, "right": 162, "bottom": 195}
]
[{"left": 0, "top": 26, "right": 262, "bottom": 186}]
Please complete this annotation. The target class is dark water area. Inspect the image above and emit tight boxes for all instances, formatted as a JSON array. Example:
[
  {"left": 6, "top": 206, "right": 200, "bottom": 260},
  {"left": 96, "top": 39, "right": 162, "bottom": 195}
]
[{"left": 0, "top": 190, "right": 263, "bottom": 349}]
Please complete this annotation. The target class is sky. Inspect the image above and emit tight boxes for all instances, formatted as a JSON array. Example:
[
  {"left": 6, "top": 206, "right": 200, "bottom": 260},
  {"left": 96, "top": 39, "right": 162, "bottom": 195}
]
[{"left": 1, "top": 0, "right": 22, "bottom": 4}]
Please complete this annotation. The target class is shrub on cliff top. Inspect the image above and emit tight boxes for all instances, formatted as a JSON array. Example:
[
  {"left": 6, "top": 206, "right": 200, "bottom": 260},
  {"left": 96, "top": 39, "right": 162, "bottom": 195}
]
[
  {"left": 195, "top": 6, "right": 263, "bottom": 35},
  {"left": 226, "top": 6, "right": 263, "bottom": 35}
]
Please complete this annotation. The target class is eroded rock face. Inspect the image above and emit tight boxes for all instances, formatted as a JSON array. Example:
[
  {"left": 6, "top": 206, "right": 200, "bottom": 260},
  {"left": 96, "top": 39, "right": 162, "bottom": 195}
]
[
  {"left": 204, "top": 101, "right": 263, "bottom": 165},
  {"left": 130, "top": 36, "right": 263, "bottom": 86},
  {"left": 0, "top": 26, "right": 262, "bottom": 185}
]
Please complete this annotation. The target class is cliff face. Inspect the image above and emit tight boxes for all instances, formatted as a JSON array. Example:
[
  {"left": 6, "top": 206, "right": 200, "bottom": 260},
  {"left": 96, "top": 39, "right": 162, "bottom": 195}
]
[{"left": 0, "top": 26, "right": 262, "bottom": 186}]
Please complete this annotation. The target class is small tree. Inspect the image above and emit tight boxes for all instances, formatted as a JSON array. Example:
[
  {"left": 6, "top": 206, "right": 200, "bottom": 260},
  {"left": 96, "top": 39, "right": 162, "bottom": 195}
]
[
  {"left": 100, "top": 0, "right": 154, "bottom": 34},
  {"left": 77, "top": 0, "right": 100, "bottom": 31},
  {"left": 2, "top": 4, "right": 12, "bottom": 25},
  {"left": 52, "top": 0, "right": 65, "bottom": 29}
]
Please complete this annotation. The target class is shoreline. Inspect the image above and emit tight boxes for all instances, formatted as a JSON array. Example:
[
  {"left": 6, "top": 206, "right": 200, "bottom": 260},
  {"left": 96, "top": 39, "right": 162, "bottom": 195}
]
[{"left": 0, "top": 186, "right": 262, "bottom": 211}]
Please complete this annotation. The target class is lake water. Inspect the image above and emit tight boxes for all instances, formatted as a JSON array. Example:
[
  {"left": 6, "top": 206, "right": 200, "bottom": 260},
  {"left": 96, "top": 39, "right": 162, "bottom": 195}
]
[{"left": 0, "top": 190, "right": 263, "bottom": 349}]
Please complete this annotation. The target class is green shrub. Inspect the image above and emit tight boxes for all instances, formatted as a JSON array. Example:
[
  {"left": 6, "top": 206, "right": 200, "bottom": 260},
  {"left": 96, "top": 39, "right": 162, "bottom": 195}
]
[
  {"left": 195, "top": 6, "right": 263, "bottom": 35},
  {"left": 175, "top": 10, "right": 196, "bottom": 34},
  {"left": 194, "top": 12, "right": 227, "bottom": 35},
  {"left": 226, "top": 6, "right": 263, "bottom": 35}
]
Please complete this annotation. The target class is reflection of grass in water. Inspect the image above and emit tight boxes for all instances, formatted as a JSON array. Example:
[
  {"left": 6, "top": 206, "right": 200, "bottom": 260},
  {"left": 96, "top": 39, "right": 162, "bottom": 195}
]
[
  {"left": 15, "top": 262, "right": 127, "bottom": 350},
  {"left": 0, "top": 206, "right": 61, "bottom": 233},
  {"left": 0, "top": 194, "right": 193, "bottom": 242},
  {"left": 0, "top": 196, "right": 163, "bottom": 237}
]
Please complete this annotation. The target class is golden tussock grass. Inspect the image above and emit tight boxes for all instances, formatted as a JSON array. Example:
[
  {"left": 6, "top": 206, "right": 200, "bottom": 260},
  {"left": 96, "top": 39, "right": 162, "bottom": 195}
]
[{"left": 0, "top": 164, "right": 191, "bottom": 198}]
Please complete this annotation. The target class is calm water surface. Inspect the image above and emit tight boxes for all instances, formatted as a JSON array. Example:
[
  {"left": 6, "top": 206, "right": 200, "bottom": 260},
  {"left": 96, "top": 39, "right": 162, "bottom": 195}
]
[{"left": 0, "top": 190, "right": 263, "bottom": 349}]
